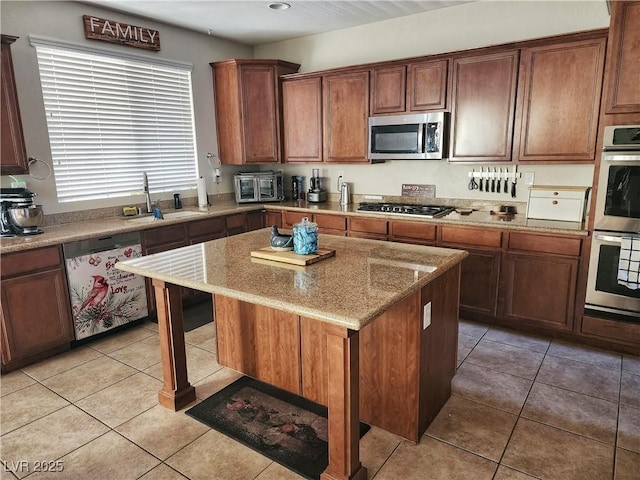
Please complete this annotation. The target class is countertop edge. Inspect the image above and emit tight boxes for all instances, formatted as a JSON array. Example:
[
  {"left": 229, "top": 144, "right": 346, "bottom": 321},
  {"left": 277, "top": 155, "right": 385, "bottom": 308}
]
[{"left": 1, "top": 201, "right": 588, "bottom": 255}]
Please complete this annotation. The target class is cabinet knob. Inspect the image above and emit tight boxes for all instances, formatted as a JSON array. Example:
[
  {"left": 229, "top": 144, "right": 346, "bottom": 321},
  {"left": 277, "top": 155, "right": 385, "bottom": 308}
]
[
  {"left": 553, "top": 191, "right": 559, "bottom": 195},
  {"left": 552, "top": 200, "right": 558, "bottom": 205}
]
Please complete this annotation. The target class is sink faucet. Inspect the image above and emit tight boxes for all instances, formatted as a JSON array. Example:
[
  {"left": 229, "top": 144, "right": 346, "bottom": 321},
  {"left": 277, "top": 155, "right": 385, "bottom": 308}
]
[{"left": 143, "top": 172, "right": 152, "bottom": 213}]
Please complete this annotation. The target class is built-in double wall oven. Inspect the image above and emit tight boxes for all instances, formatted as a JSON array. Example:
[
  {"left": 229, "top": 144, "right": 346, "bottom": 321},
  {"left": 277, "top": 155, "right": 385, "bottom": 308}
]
[{"left": 586, "top": 125, "right": 640, "bottom": 321}]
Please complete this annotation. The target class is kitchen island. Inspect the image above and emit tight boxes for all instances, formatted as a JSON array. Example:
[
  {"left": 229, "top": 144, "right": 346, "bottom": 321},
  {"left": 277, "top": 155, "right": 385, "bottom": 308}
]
[{"left": 117, "top": 228, "right": 467, "bottom": 480}]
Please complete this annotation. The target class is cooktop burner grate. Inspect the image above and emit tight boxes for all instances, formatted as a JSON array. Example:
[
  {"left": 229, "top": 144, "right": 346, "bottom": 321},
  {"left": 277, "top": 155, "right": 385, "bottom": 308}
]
[{"left": 356, "top": 202, "right": 454, "bottom": 219}]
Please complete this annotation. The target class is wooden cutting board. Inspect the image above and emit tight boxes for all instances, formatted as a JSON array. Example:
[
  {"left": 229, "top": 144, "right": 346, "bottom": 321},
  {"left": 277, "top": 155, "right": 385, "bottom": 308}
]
[{"left": 250, "top": 247, "right": 335, "bottom": 266}]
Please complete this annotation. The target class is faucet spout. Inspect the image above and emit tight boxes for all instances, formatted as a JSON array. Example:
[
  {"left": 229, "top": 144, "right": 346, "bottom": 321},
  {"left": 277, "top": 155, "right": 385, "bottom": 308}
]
[{"left": 143, "top": 172, "right": 152, "bottom": 213}]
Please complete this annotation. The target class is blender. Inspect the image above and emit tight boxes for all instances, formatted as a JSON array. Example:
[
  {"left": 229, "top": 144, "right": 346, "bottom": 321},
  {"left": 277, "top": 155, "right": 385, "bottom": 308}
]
[{"left": 307, "top": 169, "right": 327, "bottom": 203}]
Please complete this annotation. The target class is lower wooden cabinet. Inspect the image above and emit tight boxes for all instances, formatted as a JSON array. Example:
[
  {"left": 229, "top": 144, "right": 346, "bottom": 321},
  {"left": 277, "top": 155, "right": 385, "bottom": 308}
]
[
  {"left": 390, "top": 220, "right": 436, "bottom": 245},
  {"left": 501, "top": 232, "right": 582, "bottom": 332},
  {"left": 437, "top": 226, "right": 503, "bottom": 321},
  {"left": 348, "top": 217, "right": 388, "bottom": 240},
  {"left": 264, "top": 210, "right": 282, "bottom": 228},
  {"left": 1, "top": 246, "right": 73, "bottom": 371}
]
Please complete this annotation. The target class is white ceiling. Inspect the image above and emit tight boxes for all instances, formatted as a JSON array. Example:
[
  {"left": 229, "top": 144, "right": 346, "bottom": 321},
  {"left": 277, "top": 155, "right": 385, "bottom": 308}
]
[{"left": 80, "top": 0, "right": 472, "bottom": 46}]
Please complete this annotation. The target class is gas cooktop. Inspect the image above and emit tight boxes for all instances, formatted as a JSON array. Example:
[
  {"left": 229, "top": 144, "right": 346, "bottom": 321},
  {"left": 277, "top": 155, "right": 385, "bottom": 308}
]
[{"left": 357, "top": 202, "right": 454, "bottom": 219}]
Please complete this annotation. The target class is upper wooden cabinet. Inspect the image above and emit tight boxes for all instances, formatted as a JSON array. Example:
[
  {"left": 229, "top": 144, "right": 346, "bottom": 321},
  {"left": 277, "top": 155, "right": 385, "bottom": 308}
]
[
  {"left": 407, "top": 59, "right": 448, "bottom": 112},
  {"left": 369, "top": 59, "right": 447, "bottom": 115},
  {"left": 604, "top": 1, "right": 640, "bottom": 114},
  {"left": 370, "top": 65, "right": 406, "bottom": 114},
  {"left": 323, "top": 70, "right": 370, "bottom": 163},
  {"left": 211, "top": 59, "right": 299, "bottom": 165},
  {"left": 1, "top": 35, "right": 29, "bottom": 175},
  {"left": 282, "top": 76, "right": 323, "bottom": 163},
  {"left": 513, "top": 36, "right": 606, "bottom": 163},
  {"left": 449, "top": 50, "right": 519, "bottom": 163}
]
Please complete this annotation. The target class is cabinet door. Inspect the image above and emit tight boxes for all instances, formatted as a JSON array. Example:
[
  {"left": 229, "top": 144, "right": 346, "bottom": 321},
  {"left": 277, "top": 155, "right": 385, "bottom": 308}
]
[
  {"left": 283, "top": 77, "right": 323, "bottom": 163},
  {"left": 225, "top": 212, "right": 248, "bottom": 236},
  {"left": 438, "top": 226, "right": 503, "bottom": 321},
  {"left": 323, "top": 71, "right": 370, "bottom": 163},
  {"left": 449, "top": 50, "right": 519, "bottom": 162},
  {"left": 264, "top": 210, "right": 282, "bottom": 228},
  {"left": 502, "top": 252, "right": 578, "bottom": 332},
  {"left": 240, "top": 64, "right": 280, "bottom": 163},
  {"left": 246, "top": 210, "right": 264, "bottom": 231},
  {"left": 407, "top": 59, "right": 447, "bottom": 112},
  {"left": 348, "top": 217, "right": 388, "bottom": 240},
  {"left": 188, "top": 217, "right": 226, "bottom": 245},
  {"left": 389, "top": 220, "right": 436, "bottom": 245},
  {"left": 370, "top": 65, "right": 406, "bottom": 114},
  {"left": 1, "top": 269, "right": 73, "bottom": 366},
  {"left": 514, "top": 37, "right": 606, "bottom": 162},
  {"left": 605, "top": 1, "right": 640, "bottom": 114},
  {"left": 1, "top": 36, "right": 28, "bottom": 175}
]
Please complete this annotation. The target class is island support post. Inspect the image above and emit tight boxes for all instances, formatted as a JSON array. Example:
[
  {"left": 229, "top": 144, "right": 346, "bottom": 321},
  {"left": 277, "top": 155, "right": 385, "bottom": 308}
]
[{"left": 153, "top": 278, "right": 196, "bottom": 410}]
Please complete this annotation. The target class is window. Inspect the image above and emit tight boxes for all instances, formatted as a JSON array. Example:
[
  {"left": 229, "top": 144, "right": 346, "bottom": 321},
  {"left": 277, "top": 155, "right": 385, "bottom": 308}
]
[{"left": 30, "top": 36, "right": 198, "bottom": 203}]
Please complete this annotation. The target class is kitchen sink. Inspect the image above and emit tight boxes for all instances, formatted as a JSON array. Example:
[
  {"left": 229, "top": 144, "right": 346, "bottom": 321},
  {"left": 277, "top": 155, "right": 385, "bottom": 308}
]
[{"left": 125, "top": 210, "right": 207, "bottom": 224}]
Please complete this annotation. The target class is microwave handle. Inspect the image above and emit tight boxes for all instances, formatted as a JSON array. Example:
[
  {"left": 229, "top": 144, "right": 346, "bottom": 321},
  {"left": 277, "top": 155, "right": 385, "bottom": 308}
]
[{"left": 417, "top": 123, "right": 425, "bottom": 154}]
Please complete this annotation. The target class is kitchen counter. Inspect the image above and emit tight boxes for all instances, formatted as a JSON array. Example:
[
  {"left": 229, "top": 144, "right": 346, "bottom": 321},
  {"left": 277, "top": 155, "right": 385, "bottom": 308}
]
[
  {"left": 265, "top": 201, "right": 589, "bottom": 236},
  {"left": 116, "top": 228, "right": 467, "bottom": 479},
  {"left": 116, "top": 228, "right": 468, "bottom": 330},
  {"left": 0, "top": 202, "right": 262, "bottom": 254},
  {"left": 0, "top": 199, "right": 587, "bottom": 255}
]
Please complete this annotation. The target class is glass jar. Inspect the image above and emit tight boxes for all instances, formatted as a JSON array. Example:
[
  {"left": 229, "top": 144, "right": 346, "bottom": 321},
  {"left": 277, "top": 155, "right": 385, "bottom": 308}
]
[{"left": 293, "top": 217, "right": 318, "bottom": 254}]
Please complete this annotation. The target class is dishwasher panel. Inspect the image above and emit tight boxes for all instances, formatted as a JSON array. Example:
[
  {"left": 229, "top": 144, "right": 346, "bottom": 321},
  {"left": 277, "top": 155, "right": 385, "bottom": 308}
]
[{"left": 63, "top": 232, "right": 148, "bottom": 340}]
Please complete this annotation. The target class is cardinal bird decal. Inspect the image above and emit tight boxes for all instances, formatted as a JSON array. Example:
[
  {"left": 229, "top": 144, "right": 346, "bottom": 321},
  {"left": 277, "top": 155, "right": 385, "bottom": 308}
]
[{"left": 77, "top": 275, "right": 109, "bottom": 313}]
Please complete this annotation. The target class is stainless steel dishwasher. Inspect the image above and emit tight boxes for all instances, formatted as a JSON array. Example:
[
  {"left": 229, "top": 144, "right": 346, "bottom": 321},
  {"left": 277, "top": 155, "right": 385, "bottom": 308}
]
[{"left": 63, "top": 232, "right": 148, "bottom": 341}]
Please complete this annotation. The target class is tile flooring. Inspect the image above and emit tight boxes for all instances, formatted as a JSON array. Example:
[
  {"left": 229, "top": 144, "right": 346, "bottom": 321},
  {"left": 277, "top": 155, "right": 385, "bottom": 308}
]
[{"left": 0, "top": 319, "right": 638, "bottom": 480}]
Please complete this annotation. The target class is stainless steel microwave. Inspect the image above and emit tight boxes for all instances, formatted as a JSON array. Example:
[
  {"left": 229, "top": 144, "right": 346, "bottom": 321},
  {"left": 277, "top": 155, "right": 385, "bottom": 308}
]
[
  {"left": 234, "top": 171, "right": 284, "bottom": 203},
  {"left": 368, "top": 112, "right": 448, "bottom": 160}
]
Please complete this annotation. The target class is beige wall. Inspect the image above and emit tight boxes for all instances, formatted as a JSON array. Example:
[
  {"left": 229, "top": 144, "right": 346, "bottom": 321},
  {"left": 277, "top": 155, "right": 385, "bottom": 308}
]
[
  {"left": 255, "top": 0, "right": 610, "bottom": 205},
  {"left": 2, "top": 1, "right": 611, "bottom": 214},
  {"left": 1, "top": 1, "right": 251, "bottom": 214}
]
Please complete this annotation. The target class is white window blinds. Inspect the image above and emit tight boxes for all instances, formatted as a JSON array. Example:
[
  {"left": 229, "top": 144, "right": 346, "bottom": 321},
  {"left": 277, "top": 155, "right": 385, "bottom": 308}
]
[{"left": 31, "top": 37, "right": 198, "bottom": 203}]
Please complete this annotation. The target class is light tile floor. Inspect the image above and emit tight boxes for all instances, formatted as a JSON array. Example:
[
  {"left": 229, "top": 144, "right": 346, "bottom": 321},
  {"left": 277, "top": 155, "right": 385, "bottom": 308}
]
[{"left": 1, "top": 319, "right": 638, "bottom": 480}]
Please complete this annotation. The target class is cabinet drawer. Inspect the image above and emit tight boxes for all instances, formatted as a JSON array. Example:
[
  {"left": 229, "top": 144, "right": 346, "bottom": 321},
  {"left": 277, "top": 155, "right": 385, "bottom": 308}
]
[
  {"left": 188, "top": 217, "right": 225, "bottom": 238},
  {"left": 282, "top": 210, "right": 307, "bottom": 229},
  {"left": 390, "top": 220, "right": 436, "bottom": 242},
  {"left": 527, "top": 198, "right": 586, "bottom": 222},
  {"left": 439, "top": 226, "right": 502, "bottom": 248},
  {"left": 508, "top": 232, "right": 582, "bottom": 257},
  {"left": 1, "top": 246, "right": 62, "bottom": 277},
  {"left": 313, "top": 213, "right": 346, "bottom": 231},
  {"left": 349, "top": 217, "right": 388, "bottom": 235},
  {"left": 225, "top": 213, "right": 247, "bottom": 230},
  {"left": 142, "top": 224, "right": 187, "bottom": 248}
]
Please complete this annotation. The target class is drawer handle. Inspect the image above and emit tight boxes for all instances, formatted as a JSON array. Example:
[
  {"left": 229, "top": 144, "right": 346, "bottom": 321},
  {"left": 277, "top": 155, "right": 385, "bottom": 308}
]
[{"left": 552, "top": 200, "right": 558, "bottom": 205}]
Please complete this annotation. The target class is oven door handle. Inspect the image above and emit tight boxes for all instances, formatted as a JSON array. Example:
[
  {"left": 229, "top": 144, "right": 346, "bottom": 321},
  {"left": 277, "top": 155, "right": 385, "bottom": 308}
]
[{"left": 595, "top": 234, "right": 623, "bottom": 243}]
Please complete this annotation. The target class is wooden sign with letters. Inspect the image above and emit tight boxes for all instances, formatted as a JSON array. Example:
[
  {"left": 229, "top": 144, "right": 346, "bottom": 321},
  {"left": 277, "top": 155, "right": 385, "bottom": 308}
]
[{"left": 83, "top": 15, "right": 160, "bottom": 51}]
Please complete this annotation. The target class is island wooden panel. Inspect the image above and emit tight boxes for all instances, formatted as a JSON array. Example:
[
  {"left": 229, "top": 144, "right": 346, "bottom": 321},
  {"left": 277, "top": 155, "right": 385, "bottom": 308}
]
[{"left": 215, "top": 295, "right": 301, "bottom": 394}]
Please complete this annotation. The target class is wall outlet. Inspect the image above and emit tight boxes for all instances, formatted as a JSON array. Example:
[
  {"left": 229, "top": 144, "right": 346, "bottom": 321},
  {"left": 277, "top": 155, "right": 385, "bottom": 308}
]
[
  {"left": 337, "top": 170, "right": 344, "bottom": 191},
  {"left": 524, "top": 172, "right": 535, "bottom": 186},
  {"left": 423, "top": 302, "right": 432, "bottom": 330}
]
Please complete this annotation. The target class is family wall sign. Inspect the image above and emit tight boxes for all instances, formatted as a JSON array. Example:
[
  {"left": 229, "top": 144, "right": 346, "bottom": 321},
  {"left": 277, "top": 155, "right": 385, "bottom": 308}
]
[{"left": 83, "top": 15, "right": 161, "bottom": 51}]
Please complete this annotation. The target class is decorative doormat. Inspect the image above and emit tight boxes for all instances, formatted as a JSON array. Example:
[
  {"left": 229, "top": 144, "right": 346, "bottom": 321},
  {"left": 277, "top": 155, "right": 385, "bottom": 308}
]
[{"left": 185, "top": 376, "right": 370, "bottom": 480}]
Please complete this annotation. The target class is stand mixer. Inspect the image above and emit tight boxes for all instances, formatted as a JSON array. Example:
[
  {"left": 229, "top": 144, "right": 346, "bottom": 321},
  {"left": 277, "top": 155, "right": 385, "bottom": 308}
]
[
  {"left": 1, "top": 188, "right": 44, "bottom": 237},
  {"left": 307, "top": 169, "right": 327, "bottom": 203}
]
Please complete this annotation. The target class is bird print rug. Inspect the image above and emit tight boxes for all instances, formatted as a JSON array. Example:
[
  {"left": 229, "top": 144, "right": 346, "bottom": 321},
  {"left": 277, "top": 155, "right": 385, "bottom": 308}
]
[{"left": 186, "top": 376, "right": 370, "bottom": 480}]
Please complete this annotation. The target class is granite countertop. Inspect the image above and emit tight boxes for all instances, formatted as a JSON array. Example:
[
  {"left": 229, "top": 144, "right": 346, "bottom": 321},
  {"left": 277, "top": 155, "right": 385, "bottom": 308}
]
[
  {"left": 0, "top": 199, "right": 588, "bottom": 255},
  {"left": 265, "top": 201, "right": 589, "bottom": 236},
  {"left": 116, "top": 229, "right": 468, "bottom": 330},
  {"left": 0, "top": 203, "right": 262, "bottom": 254}
]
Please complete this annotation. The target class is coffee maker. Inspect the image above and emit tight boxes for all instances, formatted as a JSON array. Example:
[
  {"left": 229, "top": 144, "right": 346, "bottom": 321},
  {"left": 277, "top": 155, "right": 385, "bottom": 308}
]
[
  {"left": 307, "top": 169, "right": 327, "bottom": 203},
  {"left": 1, "top": 188, "right": 44, "bottom": 237}
]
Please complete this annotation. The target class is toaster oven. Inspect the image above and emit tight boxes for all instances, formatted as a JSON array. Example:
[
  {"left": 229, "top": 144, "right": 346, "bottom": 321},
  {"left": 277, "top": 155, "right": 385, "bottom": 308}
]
[{"left": 234, "top": 171, "right": 284, "bottom": 203}]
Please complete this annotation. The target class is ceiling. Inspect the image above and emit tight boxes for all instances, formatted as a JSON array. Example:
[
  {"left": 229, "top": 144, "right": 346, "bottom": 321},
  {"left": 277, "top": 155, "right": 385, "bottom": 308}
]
[{"left": 81, "top": 1, "right": 472, "bottom": 46}]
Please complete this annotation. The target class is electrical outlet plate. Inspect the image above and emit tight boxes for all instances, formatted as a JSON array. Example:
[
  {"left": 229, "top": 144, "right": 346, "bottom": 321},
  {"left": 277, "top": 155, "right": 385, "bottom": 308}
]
[
  {"left": 524, "top": 172, "right": 535, "bottom": 186},
  {"left": 423, "top": 302, "right": 432, "bottom": 329}
]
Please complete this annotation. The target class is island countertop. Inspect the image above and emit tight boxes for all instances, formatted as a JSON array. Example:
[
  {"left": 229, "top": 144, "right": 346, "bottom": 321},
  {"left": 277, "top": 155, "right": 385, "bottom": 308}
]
[{"left": 116, "top": 228, "right": 468, "bottom": 330}]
